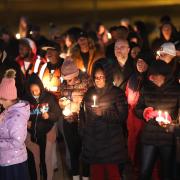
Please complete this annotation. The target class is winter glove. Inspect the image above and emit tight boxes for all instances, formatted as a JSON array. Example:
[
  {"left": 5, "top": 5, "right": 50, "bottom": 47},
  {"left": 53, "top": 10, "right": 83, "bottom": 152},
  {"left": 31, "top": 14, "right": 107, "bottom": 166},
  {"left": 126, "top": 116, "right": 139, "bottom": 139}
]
[{"left": 143, "top": 107, "right": 157, "bottom": 121}]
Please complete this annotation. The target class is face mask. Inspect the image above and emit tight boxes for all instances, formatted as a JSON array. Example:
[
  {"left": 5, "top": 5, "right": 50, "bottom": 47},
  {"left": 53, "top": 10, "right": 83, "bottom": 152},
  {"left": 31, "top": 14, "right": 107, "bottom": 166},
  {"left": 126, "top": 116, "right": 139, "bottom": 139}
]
[{"left": 33, "top": 95, "right": 39, "bottom": 99}]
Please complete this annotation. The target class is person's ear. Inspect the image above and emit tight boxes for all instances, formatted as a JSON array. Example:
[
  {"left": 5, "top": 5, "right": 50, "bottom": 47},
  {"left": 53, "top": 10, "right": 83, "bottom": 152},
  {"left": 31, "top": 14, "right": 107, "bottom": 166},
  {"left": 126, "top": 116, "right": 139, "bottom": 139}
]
[{"left": 149, "top": 75, "right": 153, "bottom": 81}]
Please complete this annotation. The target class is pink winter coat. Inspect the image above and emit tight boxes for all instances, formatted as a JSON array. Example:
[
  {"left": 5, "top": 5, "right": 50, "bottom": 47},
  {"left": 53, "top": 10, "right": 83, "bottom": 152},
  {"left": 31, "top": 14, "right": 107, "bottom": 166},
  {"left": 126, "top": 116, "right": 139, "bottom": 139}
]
[{"left": 0, "top": 101, "right": 30, "bottom": 166}]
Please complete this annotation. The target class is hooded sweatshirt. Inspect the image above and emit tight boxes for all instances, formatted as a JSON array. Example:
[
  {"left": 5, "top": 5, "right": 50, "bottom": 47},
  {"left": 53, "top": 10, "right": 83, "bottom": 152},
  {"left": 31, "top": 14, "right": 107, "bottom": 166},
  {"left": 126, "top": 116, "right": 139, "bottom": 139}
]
[
  {"left": 24, "top": 73, "right": 61, "bottom": 142},
  {"left": 0, "top": 100, "right": 30, "bottom": 166}
]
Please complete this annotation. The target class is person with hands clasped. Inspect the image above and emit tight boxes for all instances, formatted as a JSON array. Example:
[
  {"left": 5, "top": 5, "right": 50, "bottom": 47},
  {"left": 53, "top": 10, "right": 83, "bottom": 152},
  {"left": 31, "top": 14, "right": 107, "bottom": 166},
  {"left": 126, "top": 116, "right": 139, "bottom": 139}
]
[
  {"left": 79, "top": 59, "right": 128, "bottom": 180},
  {"left": 24, "top": 73, "right": 61, "bottom": 180},
  {"left": 59, "top": 58, "right": 89, "bottom": 180},
  {"left": 135, "top": 60, "right": 180, "bottom": 180}
]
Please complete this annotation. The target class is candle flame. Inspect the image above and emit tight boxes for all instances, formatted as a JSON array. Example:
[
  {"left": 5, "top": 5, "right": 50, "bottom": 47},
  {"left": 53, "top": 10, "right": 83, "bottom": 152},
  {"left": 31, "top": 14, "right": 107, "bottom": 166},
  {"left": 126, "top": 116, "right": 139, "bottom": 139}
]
[
  {"left": 82, "top": 68, "right": 86, "bottom": 72},
  {"left": 15, "top": 33, "right": 21, "bottom": 39},
  {"left": 63, "top": 107, "right": 72, "bottom": 116}
]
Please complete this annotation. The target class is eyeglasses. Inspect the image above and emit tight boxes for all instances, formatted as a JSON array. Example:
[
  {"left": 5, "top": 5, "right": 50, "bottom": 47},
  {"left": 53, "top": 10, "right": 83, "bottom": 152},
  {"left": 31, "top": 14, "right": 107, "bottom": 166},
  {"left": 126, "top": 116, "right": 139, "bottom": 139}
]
[{"left": 94, "top": 76, "right": 105, "bottom": 80}]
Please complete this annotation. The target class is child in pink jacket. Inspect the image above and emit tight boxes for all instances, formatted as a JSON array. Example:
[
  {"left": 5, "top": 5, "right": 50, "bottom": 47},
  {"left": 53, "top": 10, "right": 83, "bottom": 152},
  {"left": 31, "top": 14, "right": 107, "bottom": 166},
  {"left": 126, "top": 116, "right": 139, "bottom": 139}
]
[{"left": 0, "top": 69, "right": 30, "bottom": 180}]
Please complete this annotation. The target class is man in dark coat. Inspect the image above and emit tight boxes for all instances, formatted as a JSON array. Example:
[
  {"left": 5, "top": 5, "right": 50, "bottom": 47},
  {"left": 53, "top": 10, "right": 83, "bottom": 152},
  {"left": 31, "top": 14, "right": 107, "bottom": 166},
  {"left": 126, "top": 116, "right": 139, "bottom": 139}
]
[{"left": 113, "top": 39, "right": 134, "bottom": 91}]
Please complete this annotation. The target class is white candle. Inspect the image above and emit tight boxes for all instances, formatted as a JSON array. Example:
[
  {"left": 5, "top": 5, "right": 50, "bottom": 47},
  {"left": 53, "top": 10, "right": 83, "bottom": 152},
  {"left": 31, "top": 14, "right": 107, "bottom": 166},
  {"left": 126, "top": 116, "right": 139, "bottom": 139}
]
[
  {"left": 156, "top": 110, "right": 164, "bottom": 122},
  {"left": 158, "top": 110, "right": 162, "bottom": 117},
  {"left": 93, "top": 95, "right": 96, "bottom": 106},
  {"left": 164, "top": 111, "right": 169, "bottom": 124},
  {"left": 91, "top": 95, "right": 98, "bottom": 107},
  {"left": 60, "top": 77, "right": 64, "bottom": 83}
]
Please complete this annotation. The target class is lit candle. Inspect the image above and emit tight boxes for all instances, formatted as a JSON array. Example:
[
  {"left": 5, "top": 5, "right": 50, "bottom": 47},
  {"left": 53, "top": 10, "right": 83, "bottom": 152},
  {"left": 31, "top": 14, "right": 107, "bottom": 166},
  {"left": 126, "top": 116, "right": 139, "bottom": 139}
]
[
  {"left": 91, "top": 95, "right": 98, "bottom": 107},
  {"left": 107, "top": 32, "right": 112, "bottom": 40},
  {"left": 156, "top": 50, "right": 161, "bottom": 57},
  {"left": 158, "top": 110, "right": 162, "bottom": 117},
  {"left": 60, "top": 77, "right": 64, "bottom": 83},
  {"left": 63, "top": 107, "right": 72, "bottom": 117},
  {"left": 82, "top": 68, "right": 86, "bottom": 72},
  {"left": 156, "top": 110, "right": 164, "bottom": 123},
  {"left": 164, "top": 111, "right": 169, "bottom": 124},
  {"left": 15, "top": 33, "right": 21, "bottom": 39}
]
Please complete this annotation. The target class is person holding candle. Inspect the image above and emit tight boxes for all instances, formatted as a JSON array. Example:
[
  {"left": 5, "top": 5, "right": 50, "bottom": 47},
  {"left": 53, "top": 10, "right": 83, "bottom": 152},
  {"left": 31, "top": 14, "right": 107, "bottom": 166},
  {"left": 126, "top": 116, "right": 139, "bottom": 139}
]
[
  {"left": 39, "top": 42, "right": 64, "bottom": 98},
  {"left": 79, "top": 59, "right": 128, "bottom": 180},
  {"left": 71, "top": 30, "right": 104, "bottom": 76},
  {"left": 0, "top": 69, "right": 30, "bottom": 180},
  {"left": 24, "top": 73, "right": 61, "bottom": 180},
  {"left": 135, "top": 60, "right": 180, "bottom": 180},
  {"left": 59, "top": 58, "right": 90, "bottom": 180}
]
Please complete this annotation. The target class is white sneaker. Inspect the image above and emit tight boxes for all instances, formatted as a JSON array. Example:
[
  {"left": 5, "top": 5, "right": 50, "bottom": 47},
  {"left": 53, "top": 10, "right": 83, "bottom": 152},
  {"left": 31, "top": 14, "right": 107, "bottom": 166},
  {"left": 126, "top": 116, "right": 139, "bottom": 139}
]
[
  {"left": 82, "top": 177, "right": 89, "bottom": 180},
  {"left": 73, "top": 175, "right": 80, "bottom": 180}
]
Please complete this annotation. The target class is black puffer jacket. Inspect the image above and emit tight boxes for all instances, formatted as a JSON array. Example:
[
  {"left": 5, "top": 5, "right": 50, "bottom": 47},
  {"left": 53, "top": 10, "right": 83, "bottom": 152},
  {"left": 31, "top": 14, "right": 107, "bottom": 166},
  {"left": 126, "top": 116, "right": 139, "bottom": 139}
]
[
  {"left": 135, "top": 79, "right": 180, "bottom": 146},
  {"left": 79, "top": 85, "right": 128, "bottom": 164}
]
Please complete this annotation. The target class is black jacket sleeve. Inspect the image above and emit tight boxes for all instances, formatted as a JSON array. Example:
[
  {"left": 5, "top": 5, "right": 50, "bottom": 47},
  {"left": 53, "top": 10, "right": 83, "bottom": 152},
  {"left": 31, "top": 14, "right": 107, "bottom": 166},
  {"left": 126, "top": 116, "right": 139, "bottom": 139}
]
[{"left": 48, "top": 95, "right": 62, "bottom": 122}]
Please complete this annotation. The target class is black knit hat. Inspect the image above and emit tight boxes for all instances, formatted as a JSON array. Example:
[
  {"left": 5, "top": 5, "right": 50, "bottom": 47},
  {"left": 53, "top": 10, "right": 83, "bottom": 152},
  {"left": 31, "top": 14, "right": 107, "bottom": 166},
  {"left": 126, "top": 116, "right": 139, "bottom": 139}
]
[{"left": 148, "top": 60, "right": 171, "bottom": 77}]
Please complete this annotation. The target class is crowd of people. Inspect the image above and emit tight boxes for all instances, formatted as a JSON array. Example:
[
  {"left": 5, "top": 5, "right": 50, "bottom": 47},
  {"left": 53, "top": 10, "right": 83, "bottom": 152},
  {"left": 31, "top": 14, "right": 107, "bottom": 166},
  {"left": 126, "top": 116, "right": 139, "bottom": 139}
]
[{"left": 0, "top": 15, "right": 180, "bottom": 180}]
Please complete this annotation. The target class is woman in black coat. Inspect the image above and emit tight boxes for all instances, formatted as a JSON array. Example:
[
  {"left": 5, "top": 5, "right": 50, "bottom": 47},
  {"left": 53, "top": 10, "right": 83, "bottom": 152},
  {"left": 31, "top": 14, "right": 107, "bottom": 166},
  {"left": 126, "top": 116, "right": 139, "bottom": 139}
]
[
  {"left": 135, "top": 60, "right": 180, "bottom": 180},
  {"left": 79, "top": 60, "right": 128, "bottom": 180}
]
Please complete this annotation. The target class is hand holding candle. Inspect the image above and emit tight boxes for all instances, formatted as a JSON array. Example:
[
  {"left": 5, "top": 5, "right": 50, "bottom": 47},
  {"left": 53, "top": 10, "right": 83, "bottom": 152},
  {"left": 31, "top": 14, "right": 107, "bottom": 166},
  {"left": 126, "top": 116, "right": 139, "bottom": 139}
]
[
  {"left": 62, "top": 107, "right": 72, "bottom": 117},
  {"left": 156, "top": 110, "right": 164, "bottom": 122},
  {"left": 155, "top": 110, "right": 172, "bottom": 125}
]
